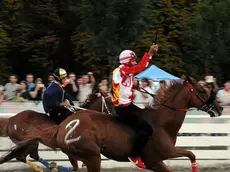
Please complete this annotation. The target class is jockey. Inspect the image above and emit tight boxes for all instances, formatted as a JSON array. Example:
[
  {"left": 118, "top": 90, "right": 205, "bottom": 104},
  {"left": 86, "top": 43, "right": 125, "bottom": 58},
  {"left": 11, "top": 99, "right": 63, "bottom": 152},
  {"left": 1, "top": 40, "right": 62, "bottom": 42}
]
[
  {"left": 112, "top": 43, "right": 158, "bottom": 169},
  {"left": 42, "top": 68, "right": 74, "bottom": 124}
]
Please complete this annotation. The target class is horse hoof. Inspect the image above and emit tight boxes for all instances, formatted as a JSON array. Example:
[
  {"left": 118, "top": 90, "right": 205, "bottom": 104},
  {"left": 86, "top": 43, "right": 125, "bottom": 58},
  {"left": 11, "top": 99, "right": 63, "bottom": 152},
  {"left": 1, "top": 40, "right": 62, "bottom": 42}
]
[
  {"left": 35, "top": 168, "right": 43, "bottom": 172},
  {"left": 49, "top": 162, "right": 58, "bottom": 168},
  {"left": 51, "top": 168, "right": 59, "bottom": 172}
]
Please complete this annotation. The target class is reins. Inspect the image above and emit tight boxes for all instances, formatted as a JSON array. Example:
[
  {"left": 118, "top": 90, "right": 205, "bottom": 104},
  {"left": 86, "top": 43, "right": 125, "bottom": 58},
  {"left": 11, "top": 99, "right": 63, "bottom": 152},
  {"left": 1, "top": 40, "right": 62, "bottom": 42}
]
[
  {"left": 101, "top": 95, "right": 112, "bottom": 115},
  {"left": 139, "top": 87, "right": 156, "bottom": 97},
  {"left": 138, "top": 80, "right": 207, "bottom": 112},
  {"left": 65, "top": 93, "right": 112, "bottom": 115}
]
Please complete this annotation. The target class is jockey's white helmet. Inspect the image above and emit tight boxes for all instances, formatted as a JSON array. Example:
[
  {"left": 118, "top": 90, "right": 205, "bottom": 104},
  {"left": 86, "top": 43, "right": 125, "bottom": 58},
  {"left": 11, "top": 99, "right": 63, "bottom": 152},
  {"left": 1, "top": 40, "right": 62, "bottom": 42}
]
[{"left": 119, "top": 50, "right": 137, "bottom": 64}]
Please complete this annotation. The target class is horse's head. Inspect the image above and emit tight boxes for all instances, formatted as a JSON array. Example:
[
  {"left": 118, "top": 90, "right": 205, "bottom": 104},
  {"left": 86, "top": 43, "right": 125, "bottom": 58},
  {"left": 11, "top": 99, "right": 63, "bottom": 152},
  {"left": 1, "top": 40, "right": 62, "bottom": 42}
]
[
  {"left": 182, "top": 75, "right": 223, "bottom": 117},
  {"left": 81, "top": 90, "right": 116, "bottom": 115},
  {"left": 99, "top": 90, "right": 117, "bottom": 115}
]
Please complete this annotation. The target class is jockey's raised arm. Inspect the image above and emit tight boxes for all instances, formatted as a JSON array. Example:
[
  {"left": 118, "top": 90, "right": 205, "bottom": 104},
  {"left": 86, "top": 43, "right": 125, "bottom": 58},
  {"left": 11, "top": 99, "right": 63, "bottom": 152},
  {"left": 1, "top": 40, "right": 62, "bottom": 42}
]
[{"left": 120, "top": 44, "right": 158, "bottom": 75}]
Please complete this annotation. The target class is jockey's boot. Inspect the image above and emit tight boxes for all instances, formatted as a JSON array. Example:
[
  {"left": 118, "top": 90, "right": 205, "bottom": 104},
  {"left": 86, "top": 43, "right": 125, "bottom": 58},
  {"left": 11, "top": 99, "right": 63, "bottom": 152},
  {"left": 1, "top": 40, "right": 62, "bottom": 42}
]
[{"left": 128, "top": 156, "right": 146, "bottom": 169}]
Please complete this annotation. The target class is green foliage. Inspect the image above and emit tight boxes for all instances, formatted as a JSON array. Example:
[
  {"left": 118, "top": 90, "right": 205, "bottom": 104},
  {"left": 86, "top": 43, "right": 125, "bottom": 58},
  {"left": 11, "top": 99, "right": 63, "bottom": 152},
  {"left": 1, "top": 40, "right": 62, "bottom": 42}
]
[
  {"left": 1, "top": 0, "right": 229, "bottom": 84},
  {"left": 182, "top": 0, "right": 230, "bottom": 82},
  {"left": 0, "top": 24, "right": 10, "bottom": 56},
  {"left": 136, "top": 0, "right": 197, "bottom": 77},
  {"left": 71, "top": 0, "right": 152, "bottom": 80},
  {"left": 0, "top": 24, "right": 11, "bottom": 84}
]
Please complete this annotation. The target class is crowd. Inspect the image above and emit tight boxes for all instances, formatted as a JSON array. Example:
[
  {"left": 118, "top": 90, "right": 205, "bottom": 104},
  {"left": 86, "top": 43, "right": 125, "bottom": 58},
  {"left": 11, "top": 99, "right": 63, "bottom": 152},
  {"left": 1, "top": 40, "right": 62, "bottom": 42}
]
[
  {"left": 0, "top": 73, "right": 230, "bottom": 108},
  {"left": 132, "top": 75, "right": 230, "bottom": 108},
  {"left": 198, "top": 76, "right": 230, "bottom": 106},
  {"left": 0, "top": 72, "right": 107, "bottom": 104}
]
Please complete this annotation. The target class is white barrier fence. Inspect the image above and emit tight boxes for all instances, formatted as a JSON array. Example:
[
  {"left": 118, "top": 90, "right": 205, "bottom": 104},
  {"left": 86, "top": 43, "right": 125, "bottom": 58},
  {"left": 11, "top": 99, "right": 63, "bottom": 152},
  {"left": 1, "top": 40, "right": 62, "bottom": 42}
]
[{"left": 0, "top": 112, "right": 230, "bottom": 170}]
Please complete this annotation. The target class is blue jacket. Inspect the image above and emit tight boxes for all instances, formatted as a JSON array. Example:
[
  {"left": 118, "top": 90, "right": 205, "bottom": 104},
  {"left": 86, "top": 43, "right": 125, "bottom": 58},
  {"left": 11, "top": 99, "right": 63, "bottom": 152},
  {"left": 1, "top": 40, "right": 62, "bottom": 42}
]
[{"left": 42, "top": 82, "right": 74, "bottom": 114}]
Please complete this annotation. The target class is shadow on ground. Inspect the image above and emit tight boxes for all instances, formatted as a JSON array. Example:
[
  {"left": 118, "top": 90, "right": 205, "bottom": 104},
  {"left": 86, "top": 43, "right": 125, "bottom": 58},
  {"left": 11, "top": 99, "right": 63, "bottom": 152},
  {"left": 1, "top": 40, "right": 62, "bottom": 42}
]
[{"left": 2, "top": 166, "right": 230, "bottom": 172}]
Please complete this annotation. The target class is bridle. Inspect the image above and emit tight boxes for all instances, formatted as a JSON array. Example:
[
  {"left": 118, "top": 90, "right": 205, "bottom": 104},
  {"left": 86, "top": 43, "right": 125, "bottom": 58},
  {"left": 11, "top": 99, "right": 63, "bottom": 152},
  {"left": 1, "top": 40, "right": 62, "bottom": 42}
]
[
  {"left": 67, "top": 93, "right": 113, "bottom": 115},
  {"left": 186, "top": 81, "right": 206, "bottom": 103},
  {"left": 161, "top": 80, "right": 208, "bottom": 112},
  {"left": 101, "top": 95, "right": 112, "bottom": 115}
]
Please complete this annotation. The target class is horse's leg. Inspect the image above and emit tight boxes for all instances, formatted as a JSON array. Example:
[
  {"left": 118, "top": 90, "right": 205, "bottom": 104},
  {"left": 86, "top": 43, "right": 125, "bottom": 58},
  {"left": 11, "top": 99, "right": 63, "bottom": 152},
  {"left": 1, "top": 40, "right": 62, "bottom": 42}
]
[
  {"left": 28, "top": 142, "right": 50, "bottom": 168},
  {"left": 0, "top": 138, "right": 43, "bottom": 172},
  {"left": 0, "top": 146, "right": 41, "bottom": 171},
  {"left": 61, "top": 136, "right": 101, "bottom": 172},
  {"left": 66, "top": 156, "right": 78, "bottom": 171},
  {"left": 142, "top": 130, "right": 175, "bottom": 172},
  {"left": 16, "top": 147, "right": 43, "bottom": 172},
  {"left": 82, "top": 155, "right": 101, "bottom": 172},
  {"left": 29, "top": 142, "right": 73, "bottom": 171},
  {"left": 29, "top": 143, "right": 57, "bottom": 170},
  {"left": 169, "top": 147, "right": 198, "bottom": 172},
  {"left": 51, "top": 156, "right": 76, "bottom": 171},
  {"left": 25, "top": 160, "right": 44, "bottom": 172}
]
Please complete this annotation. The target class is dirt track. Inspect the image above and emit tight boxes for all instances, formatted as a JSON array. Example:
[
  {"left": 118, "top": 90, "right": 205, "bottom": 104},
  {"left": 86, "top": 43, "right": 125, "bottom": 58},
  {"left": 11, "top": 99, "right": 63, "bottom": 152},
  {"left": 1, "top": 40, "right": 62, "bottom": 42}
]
[{"left": 1, "top": 166, "right": 230, "bottom": 172}]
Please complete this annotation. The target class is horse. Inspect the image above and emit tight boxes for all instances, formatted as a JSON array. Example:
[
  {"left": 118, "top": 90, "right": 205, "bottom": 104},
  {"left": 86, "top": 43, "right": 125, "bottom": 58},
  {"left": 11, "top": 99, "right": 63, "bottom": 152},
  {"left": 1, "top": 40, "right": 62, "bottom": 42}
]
[
  {"left": 0, "top": 90, "right": 114, "bottom": 172},
  {"left": 0, "top": 76, "right": 223, "bottom": 172}
]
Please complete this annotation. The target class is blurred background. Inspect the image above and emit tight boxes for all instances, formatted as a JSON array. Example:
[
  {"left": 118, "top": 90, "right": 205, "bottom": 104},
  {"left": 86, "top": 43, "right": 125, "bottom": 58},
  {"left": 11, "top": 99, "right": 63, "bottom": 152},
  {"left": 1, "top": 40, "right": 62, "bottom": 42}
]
[
  {"left": 1, "top": 0, "right": 230, "bottom": 170},
  {"left": 0, "top": 0, "right": 230, "bottom": 84}
]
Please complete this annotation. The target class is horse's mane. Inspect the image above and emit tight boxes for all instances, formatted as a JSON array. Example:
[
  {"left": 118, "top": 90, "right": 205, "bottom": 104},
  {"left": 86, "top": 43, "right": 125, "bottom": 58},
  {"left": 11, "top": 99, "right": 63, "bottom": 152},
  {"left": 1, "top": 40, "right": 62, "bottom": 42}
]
[{"left": 153, "top": 79, "right": 184, "bottom": 107}]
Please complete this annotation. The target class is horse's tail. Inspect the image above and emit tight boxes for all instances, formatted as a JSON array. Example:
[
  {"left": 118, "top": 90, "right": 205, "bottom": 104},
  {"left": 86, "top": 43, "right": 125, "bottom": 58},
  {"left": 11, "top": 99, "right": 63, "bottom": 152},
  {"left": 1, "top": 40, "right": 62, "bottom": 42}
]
[
  {"left": 0, "top": 118, "right": 9, "bottom": 137},
  {"left": 0, "top": 138, "right": 40, "bottom": 164},
  {"left": 42, "top": 125, "right": 59, "bottom": 147}
]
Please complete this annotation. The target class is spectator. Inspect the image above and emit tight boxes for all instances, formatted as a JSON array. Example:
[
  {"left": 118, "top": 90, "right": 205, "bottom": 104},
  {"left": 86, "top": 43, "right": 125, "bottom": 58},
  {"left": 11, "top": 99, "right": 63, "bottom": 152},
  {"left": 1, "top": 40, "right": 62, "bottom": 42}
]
[
  {"left": 46, "top": 73, "right": 55, "bottom": 87},
  {"left": 0, "top": 85, "right": 4, "bottom": 104},
  {"left": 4, "top": 75, "right": 20, "bottom": 101},
  {"left": 216, "top": 81, "right": 230, "bottom": 106},
  {"left": 141, "top": 78, "right": 154, "bottom": 105},
  {"left": 204, "top": 83, "right": 213, "bottom": 95},
  {"left": 77, "top": 77, "right": 83, "bottom": 85},
  {"left": 29, "top": 78, "right": 46, "bottom": 100},
  {"left": 133, "top": 77, "right": 141, "bottom": 90},
  {"left": 16, "top": 81, "right": 30, "bottom": 102},
  {"left": 198, "top": 80, "right": 205, "bottom": 87},
  {"left": 133, "top": 78, "right": 154, "bottom": 109},
  {"left": 156, "top": 80, "right": 167, "bottom": 95},
  {"left": 64, "top": 72, "right": 78, "bottom": 101},
  {"left": 134, "top": 77, "right": 139, "bottom": 88},
  {"left": 148, "top": 78, "right": 156, "bottom": 94},
  {"left": 101, "top": 79, "right": 108, "bottom": 87},
  {"left": 77, "top": 72, "right": 95, "bottom": 103},
  {"left": 204, "top": 75, "right": 219, "bottom": 92},
  {"left": 26, "top": 74, "right": 35, "bottom": 91},
  {"left": 99, "top": 79, "right": 108, "bottom": 93},
  {"left": 148, "top": 79, "right": 155, "bottom": 92}
]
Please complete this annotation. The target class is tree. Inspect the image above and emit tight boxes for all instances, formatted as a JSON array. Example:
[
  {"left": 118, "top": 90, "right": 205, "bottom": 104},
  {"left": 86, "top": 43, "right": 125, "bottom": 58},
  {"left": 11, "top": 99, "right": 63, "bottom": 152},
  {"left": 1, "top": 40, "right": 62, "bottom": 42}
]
[
  {"left": 71, "top": 0, "right": 152, "bottom": 81},
  {"left": 0, "top": 23, "right": 11, "bottom": 84},
  {"left": 5, "top": 0, "right": 230, "bottom": 85},
  {"left": 136, "top": 0, "right": 197, "bottom": 77},
  {"left": 182, "top": 0, "right": 230, "bottom": 83}
]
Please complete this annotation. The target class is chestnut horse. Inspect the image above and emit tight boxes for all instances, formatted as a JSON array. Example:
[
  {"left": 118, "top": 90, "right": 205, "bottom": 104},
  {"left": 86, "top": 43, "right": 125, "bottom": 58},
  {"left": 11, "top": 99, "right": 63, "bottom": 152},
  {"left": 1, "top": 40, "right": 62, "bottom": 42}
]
[
  {"left": 0, "top": 90, "right": 114, "bottom": 172},
  {"left": 0, "top": 76, "right": 223, "bottom": 172}
]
